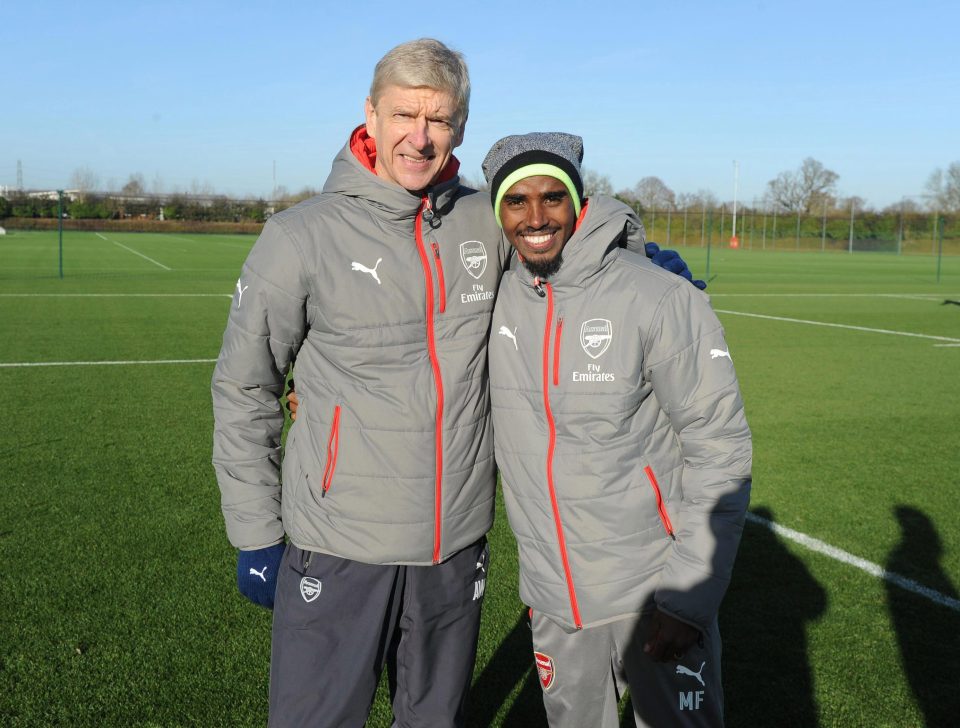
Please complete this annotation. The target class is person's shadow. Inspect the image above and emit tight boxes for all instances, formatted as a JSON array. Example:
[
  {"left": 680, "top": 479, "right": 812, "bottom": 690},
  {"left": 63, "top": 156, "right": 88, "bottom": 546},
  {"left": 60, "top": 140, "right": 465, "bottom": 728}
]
[
  {"left": 885, "top": 505, "right": 960, "bottom": 727},
  {"left": 469, "top": 505, "right": 828, "bottom": 727},
  {"left": 468, "top": 607, "right": 547, "bottom": 727},
  {"left": 718, "top": 507, "right": 827, "bottom": 727}
]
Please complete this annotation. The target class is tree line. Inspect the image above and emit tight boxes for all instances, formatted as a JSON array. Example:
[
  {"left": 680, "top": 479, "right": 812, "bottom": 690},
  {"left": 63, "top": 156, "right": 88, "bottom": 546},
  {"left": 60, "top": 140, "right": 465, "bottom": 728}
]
[
  {"left": 597, "top": 158, "right": 960, "bottom": 217},
  {"left": 4, "top": 160, "right": 959, "bottom": 223}
]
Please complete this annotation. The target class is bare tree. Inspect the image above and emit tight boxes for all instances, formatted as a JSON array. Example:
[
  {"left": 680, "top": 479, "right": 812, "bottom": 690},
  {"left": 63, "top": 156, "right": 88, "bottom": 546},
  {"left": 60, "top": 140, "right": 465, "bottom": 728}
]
[
  {"left": 839, "top": 195, "right": 868, "bottom": 212},
  {"left": 460, "top": 173, "right": 488, "bottom": 192},
  {"left": 121, "top": 173, "right": 147, "bottom": 196},
  {"left": 289, "top": 186, "right": 321, "bottom": 204},
  {"left": 70, "top": 166, "right": 100, "bottom": 196},
  {"left": 631, "top": 176, "right": 676, "bottom": 212},
  {"left": 190, "top": 178, "right": 216, "bottom": 197},
  {"left": 582, "top": 168, "right": 613, "bottom": 198},
  {"left": 882, "top": 199, "right": 923, "bottom": 214},
  {"left": 766, "top": 158, "right": 839, "bottom": 213},
  {"left": 676, "top": 189, "right": 718, "bottom": 210},
  {"left": 924, "top": 162, "right": 960, "bottom": 212}
]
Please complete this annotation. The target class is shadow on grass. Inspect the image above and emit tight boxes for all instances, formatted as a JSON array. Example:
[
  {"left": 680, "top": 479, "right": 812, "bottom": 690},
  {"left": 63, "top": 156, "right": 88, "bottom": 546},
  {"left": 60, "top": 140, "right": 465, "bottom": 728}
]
[
  {"left": 720, "top": 507, "right": 827, "bottom": 727},
  {"left": 886, "top": 505, "right": 960, "bottom": 728},
  {"left": 468, "top": 608, "right": 547, "bottom": 728}
]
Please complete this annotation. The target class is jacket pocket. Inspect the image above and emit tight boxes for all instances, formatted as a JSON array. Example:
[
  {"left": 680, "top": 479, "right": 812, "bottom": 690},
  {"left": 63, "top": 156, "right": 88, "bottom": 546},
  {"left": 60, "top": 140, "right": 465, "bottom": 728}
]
[
  {"left": 431, "top": 242, "right": 447, "bottom": 313},
  {"left": 320, "top": 405, "right": 342, "bottom": 497},
  {"left": 643, "top": 465, "right": 675, "bottom": 539},
  {"left": 553, "top": 316, "right": 563, "bottom": 386}
]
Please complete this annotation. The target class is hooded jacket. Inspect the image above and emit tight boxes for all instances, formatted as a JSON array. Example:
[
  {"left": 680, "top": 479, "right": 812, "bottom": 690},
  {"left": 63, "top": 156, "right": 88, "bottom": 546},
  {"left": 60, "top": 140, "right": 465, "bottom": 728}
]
[
  {"left": 489, "top": 195, "right": 752, "bottom": 632},
  {"left": 212, "top": 127, "right": 508, "bottom": 565}
]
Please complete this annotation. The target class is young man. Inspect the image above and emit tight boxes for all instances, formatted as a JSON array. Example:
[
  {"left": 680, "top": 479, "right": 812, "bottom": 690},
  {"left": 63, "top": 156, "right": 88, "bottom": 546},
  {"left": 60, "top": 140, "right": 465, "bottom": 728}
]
[{"left": 484, "top": 133, "right": 752, "bottom": 727}]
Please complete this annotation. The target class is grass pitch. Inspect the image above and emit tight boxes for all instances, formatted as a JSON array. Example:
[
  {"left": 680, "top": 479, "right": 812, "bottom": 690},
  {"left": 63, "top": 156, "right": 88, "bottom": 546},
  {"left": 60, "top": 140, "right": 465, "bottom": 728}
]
[{"left": 1, "top": 230, "right": 958, "bottom": 726}]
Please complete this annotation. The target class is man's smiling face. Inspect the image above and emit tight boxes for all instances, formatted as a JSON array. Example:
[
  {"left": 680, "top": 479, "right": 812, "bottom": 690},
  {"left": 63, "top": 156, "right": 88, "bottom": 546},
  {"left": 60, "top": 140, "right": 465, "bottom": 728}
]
[
  {"left": 499, "top": 175, "right": 577, "bottom": 278},
  {"left": 364, "top": 85, "right": 464, "bottom": 194}
]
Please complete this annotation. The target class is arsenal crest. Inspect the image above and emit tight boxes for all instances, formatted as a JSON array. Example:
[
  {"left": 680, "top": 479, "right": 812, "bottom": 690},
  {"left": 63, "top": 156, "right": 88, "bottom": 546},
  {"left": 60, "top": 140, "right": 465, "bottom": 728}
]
[
  {"left": 580, "top": 318, "right": 613, "bottom": 359},
  {"left": 534, "top": 651, "right": 556, "bottom": 691},
  {"left": 459, "top": 240, "right": 488, "bottom": 279},
  {"left": 299, "top": 576, "right": 322, "bottom": 603}
]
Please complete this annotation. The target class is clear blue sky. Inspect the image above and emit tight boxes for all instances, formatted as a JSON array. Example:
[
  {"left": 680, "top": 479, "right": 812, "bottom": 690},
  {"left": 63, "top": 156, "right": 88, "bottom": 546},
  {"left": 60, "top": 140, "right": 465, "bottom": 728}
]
[{"left": 2, "top": 0, "right": 957, "bottom": 209}]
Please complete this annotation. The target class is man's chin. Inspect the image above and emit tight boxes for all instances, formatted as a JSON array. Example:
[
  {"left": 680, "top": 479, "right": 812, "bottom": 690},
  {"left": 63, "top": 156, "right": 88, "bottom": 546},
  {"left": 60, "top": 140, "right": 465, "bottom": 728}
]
[
  {"left": 395, "top": 164, "right": 443, "bottom": 194},
  {"left": 521, "top": 252, "right": 563, "bottom": 280}
]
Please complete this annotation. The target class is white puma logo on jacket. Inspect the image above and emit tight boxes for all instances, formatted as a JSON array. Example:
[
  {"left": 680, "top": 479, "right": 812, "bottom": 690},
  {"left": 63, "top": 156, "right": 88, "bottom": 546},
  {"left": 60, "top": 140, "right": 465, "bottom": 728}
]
[
  {"left": 236, "top": 279, "right": 249, "bottom": 308},
  {"left": 351, "top": 258, "right": 383, "bottom": 285},
  {"left": 676, "top": 661, "right": 706, "bottom": 686},
  {"left": 499, "top": 326, "right": 518, "bottom": 350}
]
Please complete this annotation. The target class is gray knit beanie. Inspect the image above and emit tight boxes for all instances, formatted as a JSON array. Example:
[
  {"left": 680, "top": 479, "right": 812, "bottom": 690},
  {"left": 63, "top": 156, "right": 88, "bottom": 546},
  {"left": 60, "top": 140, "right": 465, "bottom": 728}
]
[{"left": 481, "top": 132, "right": 584, "bottom": 226}]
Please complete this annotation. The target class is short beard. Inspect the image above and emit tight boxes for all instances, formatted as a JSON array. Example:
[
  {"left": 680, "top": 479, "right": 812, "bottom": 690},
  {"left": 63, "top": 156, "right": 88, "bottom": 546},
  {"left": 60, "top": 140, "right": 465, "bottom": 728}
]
[{"left": 521, "top": 252, "right": 563, "bottom": 280}]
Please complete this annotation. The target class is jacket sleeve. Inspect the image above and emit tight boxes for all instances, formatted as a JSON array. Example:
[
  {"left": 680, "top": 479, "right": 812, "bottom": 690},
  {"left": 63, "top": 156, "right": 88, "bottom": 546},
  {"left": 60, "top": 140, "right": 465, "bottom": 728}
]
[
  {"left": 643, "top": 283, "right": 752, "bottom": 632},
  {"left": 211, "top": 218, "right": 308, "bottom": 550}
]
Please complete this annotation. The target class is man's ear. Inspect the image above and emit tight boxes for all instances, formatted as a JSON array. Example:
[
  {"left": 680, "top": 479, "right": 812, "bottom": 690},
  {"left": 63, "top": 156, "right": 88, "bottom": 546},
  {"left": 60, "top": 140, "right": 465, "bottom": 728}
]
[
  {"left": 364, "top": 97, "right": 377, "bottom": 139},
  {"left": 452, "top": 114, "right": 467, "bottom": 149}
]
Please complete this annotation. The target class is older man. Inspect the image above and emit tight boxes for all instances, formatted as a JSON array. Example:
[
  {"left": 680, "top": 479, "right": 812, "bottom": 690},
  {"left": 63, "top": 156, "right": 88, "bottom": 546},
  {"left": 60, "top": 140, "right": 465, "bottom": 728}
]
[
  {"left": 213, "top": 39, "right": 506, "bottom": 727},
  {"left": 484, "top": 133, "right": 752, "bottom": 727}
]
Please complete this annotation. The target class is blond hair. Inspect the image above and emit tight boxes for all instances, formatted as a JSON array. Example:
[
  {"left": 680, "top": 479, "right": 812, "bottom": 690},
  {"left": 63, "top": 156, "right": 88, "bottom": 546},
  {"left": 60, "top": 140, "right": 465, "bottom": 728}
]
[{"left": 370, "top": 39, "right": 470, "bottom": 127}]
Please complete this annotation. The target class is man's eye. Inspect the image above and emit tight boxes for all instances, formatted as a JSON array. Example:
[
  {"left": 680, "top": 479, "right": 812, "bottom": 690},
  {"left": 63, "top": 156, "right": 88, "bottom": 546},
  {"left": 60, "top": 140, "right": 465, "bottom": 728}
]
[{"left": 429, "top": 119, "right": 450, "bottom": 129}]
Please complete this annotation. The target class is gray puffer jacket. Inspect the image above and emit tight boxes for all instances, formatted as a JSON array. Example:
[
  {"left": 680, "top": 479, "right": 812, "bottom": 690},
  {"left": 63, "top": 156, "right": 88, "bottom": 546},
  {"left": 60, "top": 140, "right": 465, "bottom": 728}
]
[
  {"left": 212, "top": 127, "right": 508, "bottom": 565},
  {"left": 489, "top": 195, "right": 752, "bottom": 632}
]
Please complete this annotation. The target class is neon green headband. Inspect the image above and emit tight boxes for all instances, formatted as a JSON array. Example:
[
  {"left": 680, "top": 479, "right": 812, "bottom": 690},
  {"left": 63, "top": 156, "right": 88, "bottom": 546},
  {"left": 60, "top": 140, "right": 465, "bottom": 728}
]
[{"left": 493, "top": 164, "right": 583, "bottom": 226}]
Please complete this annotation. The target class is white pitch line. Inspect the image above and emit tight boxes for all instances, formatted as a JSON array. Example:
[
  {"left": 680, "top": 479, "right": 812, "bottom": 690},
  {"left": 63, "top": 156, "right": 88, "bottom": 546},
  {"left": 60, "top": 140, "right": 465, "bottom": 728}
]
[
  {"left": 0, "top": 358, "right": 217, "bottom": 369},
  {"left": 745, "top": 512, "right": 960, "bottom": 612},
  {"left": 715, "top": 309, "right": 960, "bottom": 344},
  {"left": 95, "top": 232, "right": 172, "bottom": 271},
  {"left": 0, "top": 293, "right": 231, "bottom": 298},
  {"left": 711, "top": 293, "right": 960, "bottom": 299}
]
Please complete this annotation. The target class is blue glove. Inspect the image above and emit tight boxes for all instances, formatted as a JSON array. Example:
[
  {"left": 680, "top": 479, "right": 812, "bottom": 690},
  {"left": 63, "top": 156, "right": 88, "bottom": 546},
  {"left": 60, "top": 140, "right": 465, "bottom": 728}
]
[
  {"left": 645, "top": 242, "right": 707, "bottom": 290},
  {"left": 237, "top": 543, "right": 286, "bottom": 609}
]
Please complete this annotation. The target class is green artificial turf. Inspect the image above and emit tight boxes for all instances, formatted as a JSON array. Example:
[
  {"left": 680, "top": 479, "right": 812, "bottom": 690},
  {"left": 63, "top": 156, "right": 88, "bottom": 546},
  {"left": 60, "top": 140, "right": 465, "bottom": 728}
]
[{"left": 1, "top": 231, "right": 958, "bottom": 726}]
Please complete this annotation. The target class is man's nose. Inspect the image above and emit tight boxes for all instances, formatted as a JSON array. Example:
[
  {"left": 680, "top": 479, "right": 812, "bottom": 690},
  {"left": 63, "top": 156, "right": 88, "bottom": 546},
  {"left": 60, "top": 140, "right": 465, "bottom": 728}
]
[
  {"left": 407, "top": 117, "right": 430, "bottom": 149},
  {"left": 526, "top": 201, "right": 548, "bottom": 228}
]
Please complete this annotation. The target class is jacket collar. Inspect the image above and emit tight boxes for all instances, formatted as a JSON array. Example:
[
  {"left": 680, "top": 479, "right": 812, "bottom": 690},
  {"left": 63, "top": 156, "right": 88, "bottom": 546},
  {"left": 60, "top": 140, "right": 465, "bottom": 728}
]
[
  {"left": 321, "top": 125, "right": 462, "bottom": 222},
  {"left": 517, "top": 196, "right": 639, "bottom": 295}
]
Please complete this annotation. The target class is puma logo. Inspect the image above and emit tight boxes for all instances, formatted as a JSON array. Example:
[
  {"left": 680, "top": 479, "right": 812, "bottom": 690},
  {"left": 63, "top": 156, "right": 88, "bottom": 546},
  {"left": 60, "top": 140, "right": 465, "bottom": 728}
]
[
  {"left": 249, "top": 566, "right": 268, "bottom": 582},
  {"left": 351, "top": 258, "right": 383, "bottom": 285},
  {"left": 709, "top": 348, "right": 731, "bottom": 360},
  {"left": 676, "top": 661, "right": 706, "bottom": 686},
  {"left": 499, "top": 325, "right": 518, "bottom": 350},
  {"left": 235, "top": 279, "right": 249, "bottom": 308}
]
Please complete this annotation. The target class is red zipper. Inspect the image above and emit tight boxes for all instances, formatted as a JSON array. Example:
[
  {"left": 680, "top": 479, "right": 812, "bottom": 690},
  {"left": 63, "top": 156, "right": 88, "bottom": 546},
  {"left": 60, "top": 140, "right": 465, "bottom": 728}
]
[
  {"left": 553, "top": 316, "right": 563, "bottom": 386},
  {"left": 542, "top": 283, "right": 582, "bottom": 628},
  {"left": 431, "top": 242, "right": 446, "bottom": 313},
  {"left": 644, "top": 465, "right": 675, "bottom": 539},
  {"left": 415, "top": 198, "right": 445, "bottom": 563},
  {"left": 321, "top": 405, "right": 341, "bottom": 496}
]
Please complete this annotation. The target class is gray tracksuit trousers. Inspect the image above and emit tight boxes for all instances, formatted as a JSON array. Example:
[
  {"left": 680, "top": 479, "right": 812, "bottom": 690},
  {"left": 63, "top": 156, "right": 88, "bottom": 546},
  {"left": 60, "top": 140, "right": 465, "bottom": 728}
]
[{"left": 269, "top": 539, "right": 488, "bottom": 727}]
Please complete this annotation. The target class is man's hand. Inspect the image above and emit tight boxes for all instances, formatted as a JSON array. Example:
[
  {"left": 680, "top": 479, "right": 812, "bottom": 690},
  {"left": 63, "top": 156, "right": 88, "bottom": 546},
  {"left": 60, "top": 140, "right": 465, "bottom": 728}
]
[
  {"left": 645, "top": 242, "right": 707, "bottom": 290},
  {"left": 237, "top": 543, "right": 285, "bottom": 609},
  {"left": 643, "top": 608, "right": 701, "bottom": 662},
  {"left": 286, "top": 382, "right": 299, "bottom": 421}
]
